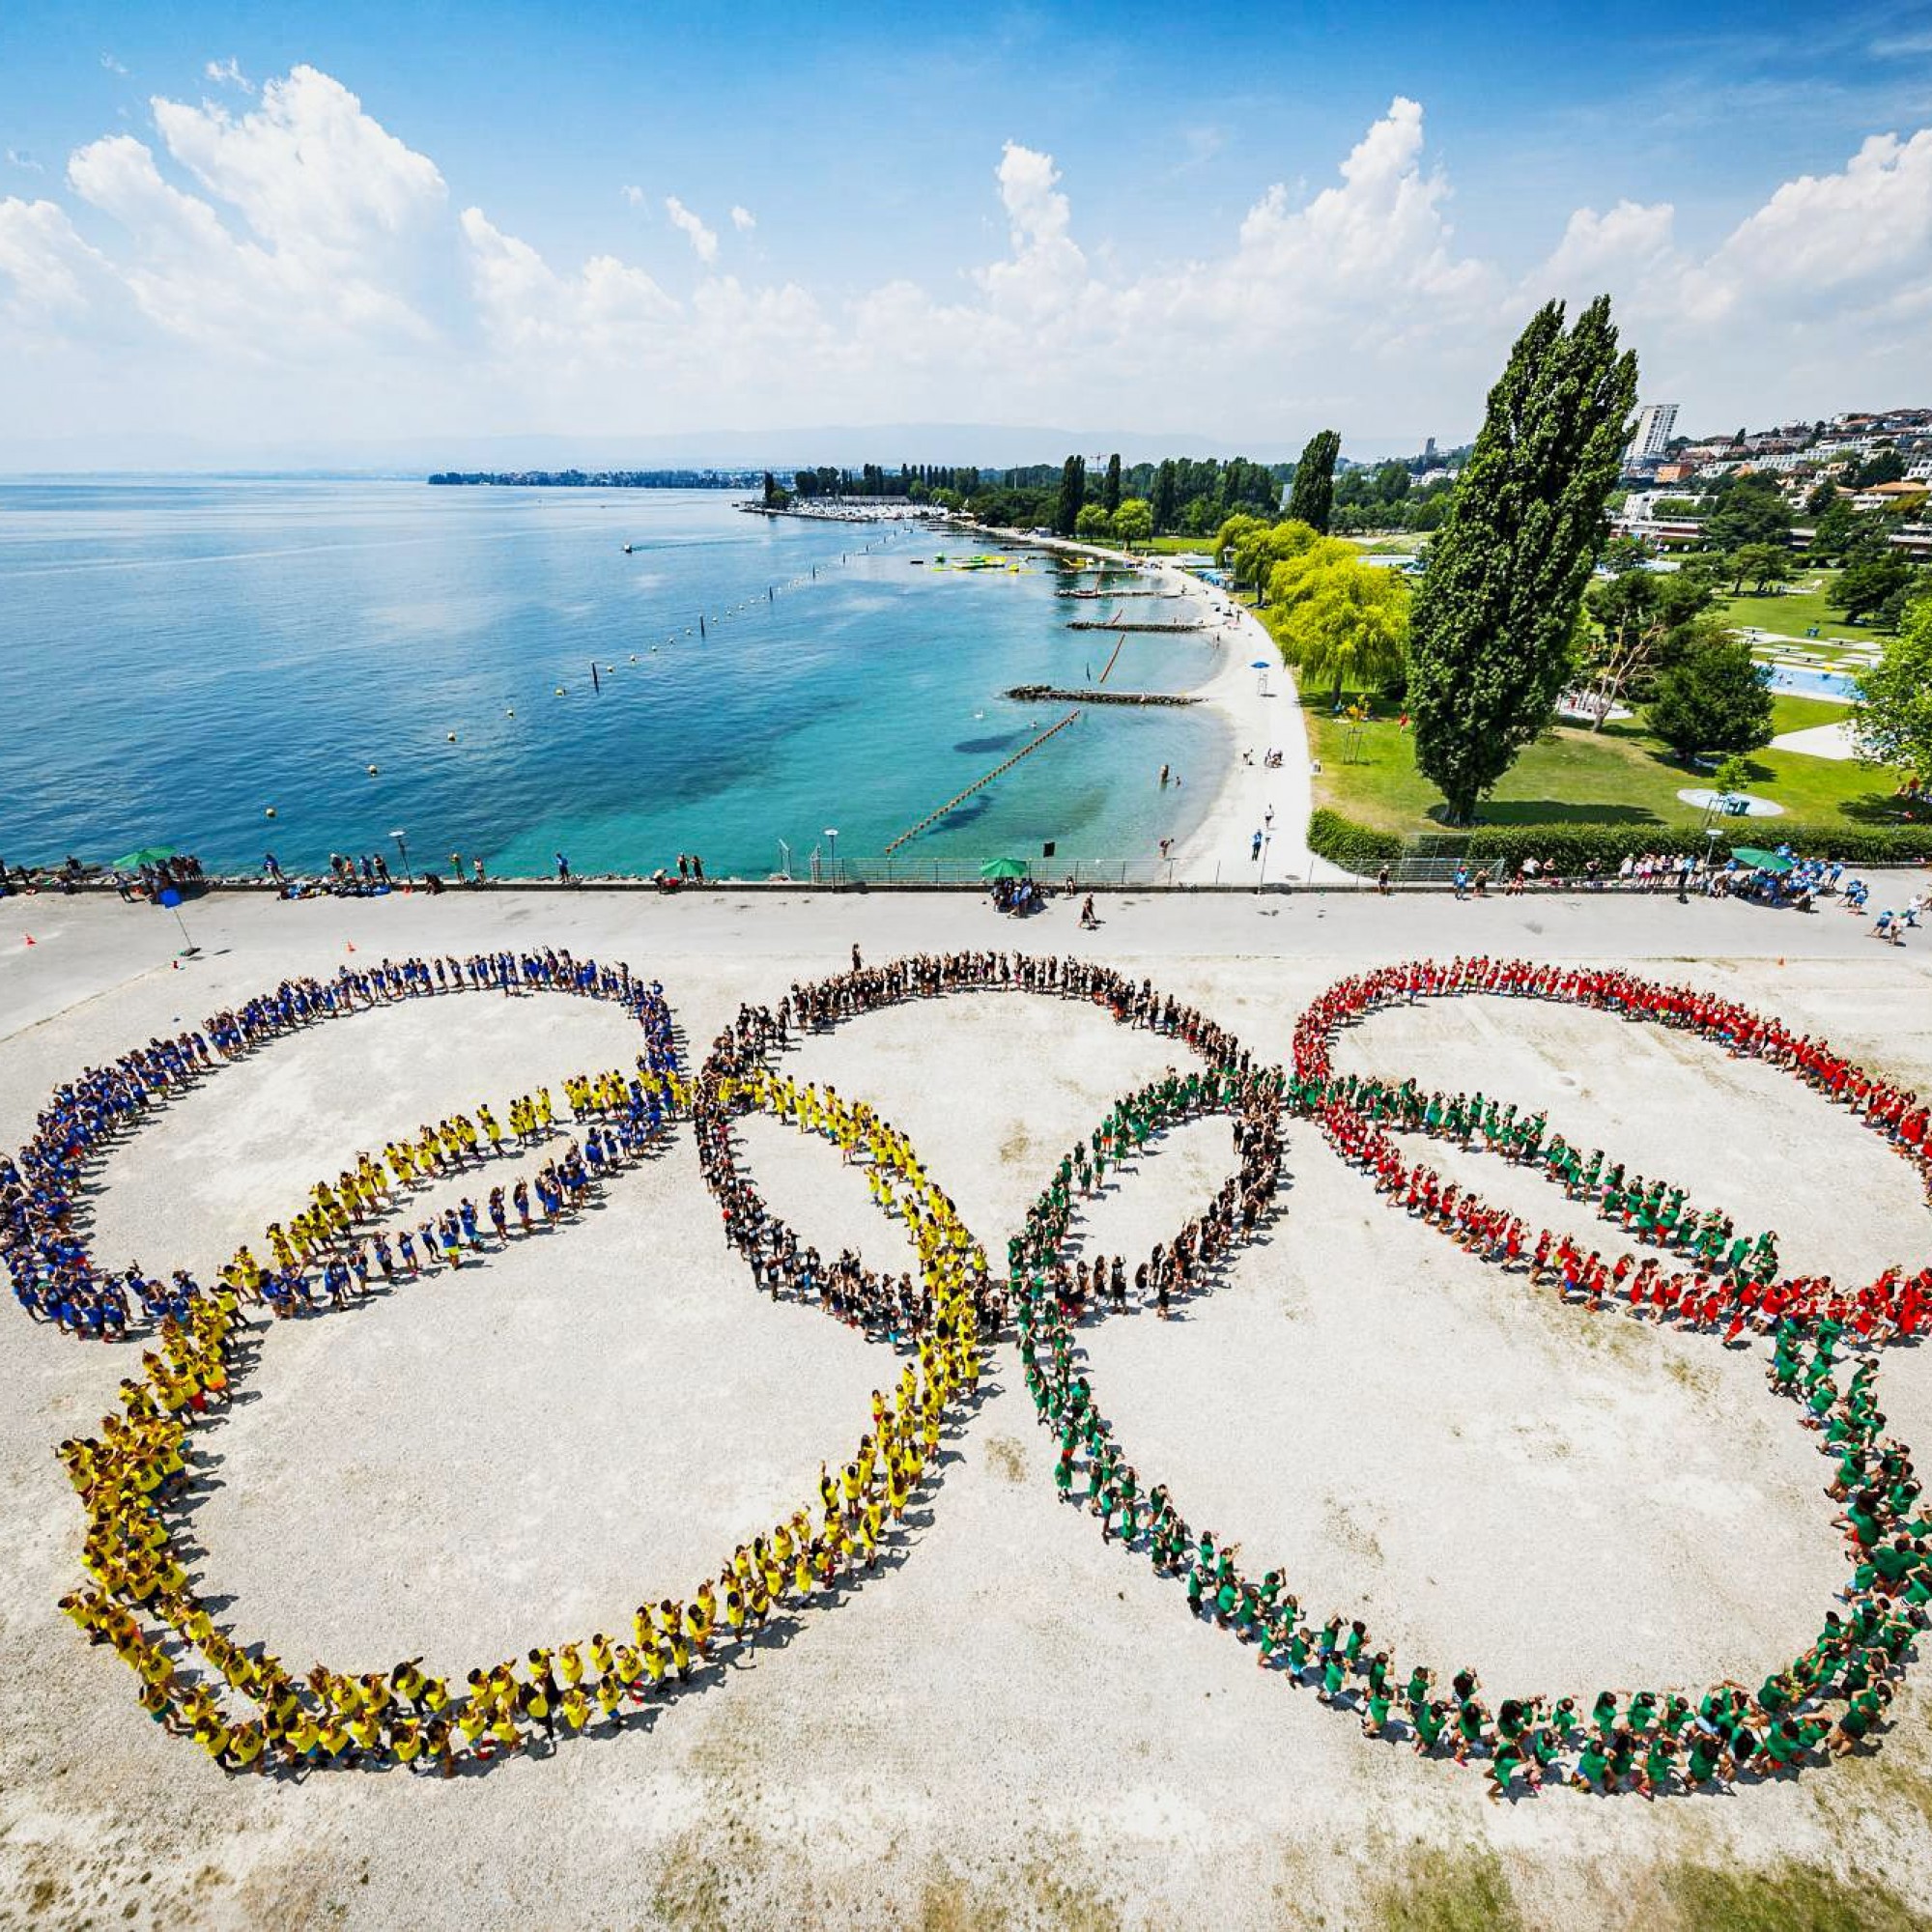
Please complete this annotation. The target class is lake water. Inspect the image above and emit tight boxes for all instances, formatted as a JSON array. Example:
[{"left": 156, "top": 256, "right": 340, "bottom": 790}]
[{"left": 0, "top": 481, "right": 1227, "bottom": 879}]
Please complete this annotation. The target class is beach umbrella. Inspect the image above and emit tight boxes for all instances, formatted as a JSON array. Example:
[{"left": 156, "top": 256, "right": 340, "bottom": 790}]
[
  {"left": 1249, "top": 661, "right": 1271, "bottom": 670},
  {"left": 1731, "top": 847, "right": 1794, "bottom": 873},
  {"left": 979, "top": 857, "right": 1030, "bottom": 879},
  {"left": 112, "top": 842, "right": 178, "bottom": 870},
  {"left": 156, "top": 885, "right": 200, "bottom": 957}
]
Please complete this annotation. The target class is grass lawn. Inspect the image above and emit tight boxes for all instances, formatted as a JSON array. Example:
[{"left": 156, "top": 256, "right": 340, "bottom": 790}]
[
  {"left": 1714, "top": 572, "right": 1883, "bottom": 652},
  {"left": 1306, "top": 690, "right": 1909, "bottom": 837},
  {"left": 1145, "top": 535, "right": 1218, "bottom": 555}
]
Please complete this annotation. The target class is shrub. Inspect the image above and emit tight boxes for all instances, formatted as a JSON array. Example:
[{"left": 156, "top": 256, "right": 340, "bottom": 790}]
[
  {"left": 1307, "top": 808, "right": 1404, "bottom": 876},
  {"left": 1302, "top": 810, "right": 1932, "bottom": 878}
]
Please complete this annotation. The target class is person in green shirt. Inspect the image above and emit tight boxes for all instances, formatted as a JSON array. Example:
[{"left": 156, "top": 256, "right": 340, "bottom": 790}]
[
  {"left": 1571, "top": 1739, "right": 1611, "bottom": 1791},
  {"left": 1410, "top": 1699, "right": 1447, "bottom": 1756},
  {"left": 1361, "top": 1685, "right": 1392, "bottom": 1739}
]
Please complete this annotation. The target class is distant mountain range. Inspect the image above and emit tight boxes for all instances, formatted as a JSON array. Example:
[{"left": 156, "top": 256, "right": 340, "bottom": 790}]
[{"left": 0, "top": 422, "right": 1447, "bottom": 475}]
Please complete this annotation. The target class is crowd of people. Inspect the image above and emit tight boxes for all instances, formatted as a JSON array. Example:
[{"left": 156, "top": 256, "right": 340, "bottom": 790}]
[
  {"left": 3, "top": 950, "right": 679, "bottom": 1342},
  {"left": 1002, "top": 955, "right": 1929, "bottom": 1797},
  {"left": 14, "top": 941, "right": 1927, "bottom": 1792},
  {"left": 41, "top": 945, "right": 993, "bottom": 1773}
]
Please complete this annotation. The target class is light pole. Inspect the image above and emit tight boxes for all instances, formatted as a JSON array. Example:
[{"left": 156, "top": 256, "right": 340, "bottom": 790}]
[
  {"left": 824, "top": 827, "right": 839, "bottom": 884},
  {"left": 390, "top": 828, "right": 412, "bottom": 884}
]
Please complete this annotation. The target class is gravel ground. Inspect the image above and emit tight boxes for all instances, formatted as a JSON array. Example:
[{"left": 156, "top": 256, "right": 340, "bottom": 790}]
[{"left": 1, "top": 889, "right": 1930, "bottom": 1930}]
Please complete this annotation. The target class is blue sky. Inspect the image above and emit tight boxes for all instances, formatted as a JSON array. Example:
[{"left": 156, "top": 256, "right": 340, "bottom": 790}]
[{"left": 3, "top": 0, "right": 1930, "bottom": 461}]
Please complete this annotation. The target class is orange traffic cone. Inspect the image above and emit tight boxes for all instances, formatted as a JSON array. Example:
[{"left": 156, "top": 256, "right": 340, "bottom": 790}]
[{"left": 347, "top": 941, "right": 356, "bottom": 952}]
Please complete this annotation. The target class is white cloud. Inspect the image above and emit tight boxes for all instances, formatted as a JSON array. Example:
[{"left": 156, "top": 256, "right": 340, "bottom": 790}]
[
  {"left": 664, "top": 194, "right": 718, "bottom": 263},
  {"left": 0, "top": 197, "right": 114, "bottom": 317},
  {"left": 204, "top": 57, "right": 254, "bottom": 94},
  {"left": 99, "top": 52, "right": 128, "bottom": 75},
  {"left": 462, "top": 206, "right": 679, "bottom": 355},
  {"left": 6, "top": 148, "right": 44, "bottom": 173},
  {"left": 5, "top": 65, "right": 1932, "bottom": 457},
  {"left": 54, "top": 66, "right": 445, "bottom": 358},
  {"left": 1709, "top": 128, "right": 1932, "bottom": 296},
  {"left": 154, "top": 66, "right": 444, "bottom": 253}
]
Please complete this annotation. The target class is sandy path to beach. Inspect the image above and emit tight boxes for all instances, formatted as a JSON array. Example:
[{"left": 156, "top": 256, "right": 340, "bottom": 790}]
[{"left": 1154, "top": 563, "right": 1340, "bottom": 886}]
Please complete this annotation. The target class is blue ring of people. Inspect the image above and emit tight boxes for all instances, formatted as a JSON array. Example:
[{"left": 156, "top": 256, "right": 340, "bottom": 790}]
[{"left": 5, "top": 948, "right": 1927, "bottom": 1793}]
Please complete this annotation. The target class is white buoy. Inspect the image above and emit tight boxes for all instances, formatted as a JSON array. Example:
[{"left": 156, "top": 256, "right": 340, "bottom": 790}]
[
  {"left": 555, "top": 686, "right": 566, "bottom": 696},
  {"left": 506, "top": 708, "right": 515, "bottom": 718},
  {"left": 366, "top": 763, "right": 380, "bottom": 777},
  {"left": 446, "top": 731, "right": 458, "bottom": 743},
  {"left": 265, "top": 806, "right": 276, "bottom": 819}
]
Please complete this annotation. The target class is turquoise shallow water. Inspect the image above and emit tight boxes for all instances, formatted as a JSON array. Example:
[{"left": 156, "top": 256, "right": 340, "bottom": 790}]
[{"left": 0, "top": 482, "right": 1226, "bottom": 878}]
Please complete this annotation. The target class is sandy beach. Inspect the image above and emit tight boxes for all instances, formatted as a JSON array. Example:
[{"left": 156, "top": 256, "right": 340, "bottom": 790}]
[
  {"left": 1, "top": 886, "right": 1929, "bottom": 1929},
  {"left": 1155, "top": 561, "right": 1335, "bottom": 885},
  {"left": 1019, "top": 537, "right": 1331, "bottom": 886}
]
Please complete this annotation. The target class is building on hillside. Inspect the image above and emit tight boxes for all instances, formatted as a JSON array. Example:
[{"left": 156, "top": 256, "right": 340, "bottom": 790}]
[
  {"left": 1628, "top": 402, "right": 1679, "bottom": 463},
  {"left": 1854, "top": 480, "right": 1932, "bottom": 513}
]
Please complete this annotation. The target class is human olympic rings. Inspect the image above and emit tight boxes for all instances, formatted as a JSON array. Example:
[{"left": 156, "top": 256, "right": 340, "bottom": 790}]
[
  {"left": 1058, "top": 955, "right": 1922, "bottom": 1797},
  {"left": 8, "top": 949, "right": 1927, "bottom": 1794}
]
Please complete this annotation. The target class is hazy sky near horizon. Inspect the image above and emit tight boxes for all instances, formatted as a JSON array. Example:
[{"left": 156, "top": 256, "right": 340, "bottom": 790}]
[{"left": 3, "top": 0, "right": 1930, "bottom": 460}]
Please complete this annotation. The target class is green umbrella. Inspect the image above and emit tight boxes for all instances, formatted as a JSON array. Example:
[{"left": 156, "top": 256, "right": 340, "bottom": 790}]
[
  {"left": 980, "top": 857, "right": 1030, "bottom": 879},
  {"left": 1730, "top": 847, "right": 1794, "bottom": 873},
  {"left": 111, "top": 843, "right": 179, "bottom": 870}
]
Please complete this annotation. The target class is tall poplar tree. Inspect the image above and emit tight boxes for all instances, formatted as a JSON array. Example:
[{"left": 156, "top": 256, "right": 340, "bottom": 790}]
[
  {"left": 1286, "top": 429, "right": 1341, "bottom": 533},
  {"left": 1151, "top": 459, "right": 1179, "bottom": 533},
  {"left": 1406, "top": 298, "right": 1637, "bottom": 824},
  {"left": 1102, "top": 452, "right": 1122, "bottom": 514},
  {"left": 1054, "top": 455, "right": 1087, "bottom": 537}
]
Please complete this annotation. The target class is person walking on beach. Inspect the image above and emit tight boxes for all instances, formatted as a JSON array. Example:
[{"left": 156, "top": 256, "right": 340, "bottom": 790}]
[{"left": 555, "top": 852, "right": 572, "bottom": 886}]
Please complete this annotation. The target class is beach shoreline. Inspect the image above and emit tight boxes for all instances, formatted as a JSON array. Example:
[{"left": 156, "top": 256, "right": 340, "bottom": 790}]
[{"left": 1008, "top": 532, "right": 1332, "bottom": 884}]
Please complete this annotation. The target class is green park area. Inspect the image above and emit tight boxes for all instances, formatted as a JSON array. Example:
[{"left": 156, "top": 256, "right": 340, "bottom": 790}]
[
  {"left": 1713, "top": 576, "right": 1884, "bottom": 651},
  {"left": 1302, "top": 687, "right": 1909, "bottom": 839}
]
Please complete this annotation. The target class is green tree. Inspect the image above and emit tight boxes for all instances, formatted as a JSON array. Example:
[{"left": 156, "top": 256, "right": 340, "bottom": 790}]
[
  {"left": 1053, "top": 455, "right": 1087, "bottom": 538},
  {"left": 1727, "top": 542, "right": 1792, "bottom": 594},
  {"left": 1804, "top": 480, "right": 1839, "bottom": 518},
  {"left": 1855, "top": 447, "right": 1906, "bottom": 487},
  {"left": 1264, "top": 542, "right": 1409, "bottom": 703},
  {"left": 1102, "top": 452, "right": 1122, "bottom": 515},
  {"left": 1406, "top": 296, "right": 1639, "bottom": 823},
  {"left": 1074, "top": 502, "right": 1113, "bottom": 539},
  {"left": 1704, "top": 476, "right": 1792, "bottom": 551},
  {"left": 1600, "top": 533, "right": 1648, "bottom": 574},
  {"left": 1808, "top": 497, "right": 1860, "bottom": 560},
  {"left": 1853, "top": 590, "right": 1932, "bottom": 777},
  {"left": 1112, "top": 497, "right": 1152, "bottom": 550},
  {"left": 1286, "top": 429, "right": 1341, "bottom": 533},
  {"left": 1645, "top": 626, "right": 1775, "bottom": 760},
  {"left": 1832, "top": 552, "right": 1913, "bottom": 622},
  {"left": 1151, "top": 460, "right": 1179, "bottom": 533}
]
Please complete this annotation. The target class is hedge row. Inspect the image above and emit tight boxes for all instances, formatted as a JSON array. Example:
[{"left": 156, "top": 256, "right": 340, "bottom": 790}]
[
  {"left": 1307, "top": 808, "right": 1932, "bottom": 878},
  {"left": 1306, "top": 809, "right": 1405, "bottom": 876}
]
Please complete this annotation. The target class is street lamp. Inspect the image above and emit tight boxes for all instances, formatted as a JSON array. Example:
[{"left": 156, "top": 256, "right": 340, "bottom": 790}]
[
  {"left": 824, "top": 826, "right": 839, "bottom": 884},
  {"left": 390, "top": 827, "right": 412, "bottom": 884}
]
